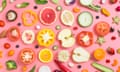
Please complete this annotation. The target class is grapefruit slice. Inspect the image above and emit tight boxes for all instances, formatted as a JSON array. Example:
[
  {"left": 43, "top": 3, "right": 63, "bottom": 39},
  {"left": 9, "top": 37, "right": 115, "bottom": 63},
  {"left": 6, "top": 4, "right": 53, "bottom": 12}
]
[
  {"left": 39, "top": 49, "right": 53, "bottom": 63},
  {"left": 39, "top": 7, "right": 57, "bottom": 25},
  {"left": 61, "top": 10, "right": 74, "bottom": 26}
]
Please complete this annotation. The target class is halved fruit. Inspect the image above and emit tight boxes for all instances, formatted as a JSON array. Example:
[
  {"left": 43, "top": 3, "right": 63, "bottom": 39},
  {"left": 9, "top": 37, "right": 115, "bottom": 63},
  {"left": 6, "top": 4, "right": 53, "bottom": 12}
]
[
  {"left": 93, "top": 48, "right": 106, "bottom": 60},
  {"left": 76, "top": 31, "right": 93, "bottom": 47},
  {"left": 7, "top": 26, "right": 20, "bottom": 41},
  {"left": 94, "top": 21, "right": 110, "bottom": 36},
  {"left": 78, "top": 11, "right": 93, "bottom": 27},
  {"left": 39, "top": 49, "right": 53, "bottom": 63},
  {"left": 61, "top": 10, "right": 74, "bottom": 26},
  {"left": 39, "top": 7, "right": 57, "bottom": 25},
  {"left": 37, "top": 28, "right": 55, "bottom": 47},
  {"left": 19, "top": 48, "right": 36, "bottom": 64}
]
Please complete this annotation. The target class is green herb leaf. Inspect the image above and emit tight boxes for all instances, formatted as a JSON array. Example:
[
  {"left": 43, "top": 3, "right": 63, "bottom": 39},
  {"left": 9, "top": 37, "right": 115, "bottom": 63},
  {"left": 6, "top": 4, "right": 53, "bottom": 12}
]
[
  {"left": 0, "top": 0, "right": 7, "bottom": 12},
  {"left": 35, "top": 0, "right": 48, "bottom": 4},
  {"left": 16, "top": 2, "right": 29, "bottom": 8},
  {"left": 29, "top": 65, "right": 36, "bottom": 72}
]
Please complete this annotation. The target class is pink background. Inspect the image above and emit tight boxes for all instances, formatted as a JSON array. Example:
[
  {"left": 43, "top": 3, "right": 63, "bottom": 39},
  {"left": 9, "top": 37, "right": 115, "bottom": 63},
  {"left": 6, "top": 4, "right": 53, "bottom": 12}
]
[{"left": 0, "top": 0, "right": 120, "bottom": 72}]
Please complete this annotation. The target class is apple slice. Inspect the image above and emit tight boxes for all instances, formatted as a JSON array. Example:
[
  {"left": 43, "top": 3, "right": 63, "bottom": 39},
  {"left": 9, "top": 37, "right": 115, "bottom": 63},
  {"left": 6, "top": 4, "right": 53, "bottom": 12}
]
[
  {"left": 72, "top": 47, "right": 90, "bottom": 63},
  {"left": 58, "top": 29, "right": 75, "bottom": 48}
]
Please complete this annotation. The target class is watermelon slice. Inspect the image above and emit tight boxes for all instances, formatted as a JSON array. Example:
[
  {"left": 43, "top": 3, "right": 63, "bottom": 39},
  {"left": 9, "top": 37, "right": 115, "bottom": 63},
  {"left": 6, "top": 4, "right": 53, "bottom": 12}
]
[{"left": 39, "top": 7, "right": 57, "bottom": 25}]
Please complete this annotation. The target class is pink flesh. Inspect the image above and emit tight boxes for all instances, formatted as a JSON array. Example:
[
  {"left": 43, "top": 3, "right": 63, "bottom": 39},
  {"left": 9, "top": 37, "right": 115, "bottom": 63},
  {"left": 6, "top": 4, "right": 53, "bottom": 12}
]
[{"left": 41, "top": 8, "right": 56, "bottom": 24}]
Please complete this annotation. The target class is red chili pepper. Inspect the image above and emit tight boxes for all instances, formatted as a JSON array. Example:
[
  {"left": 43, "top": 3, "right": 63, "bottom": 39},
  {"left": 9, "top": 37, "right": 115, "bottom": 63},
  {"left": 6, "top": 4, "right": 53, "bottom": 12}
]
[{"left": 54, "top": 59, "right": 72, "bottom": 72}]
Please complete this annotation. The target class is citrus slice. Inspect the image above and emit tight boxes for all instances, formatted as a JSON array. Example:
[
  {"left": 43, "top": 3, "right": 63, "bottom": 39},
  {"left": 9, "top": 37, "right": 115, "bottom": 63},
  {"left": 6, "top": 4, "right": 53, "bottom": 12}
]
[
  {"left": 37, "top": 28, "right": 55, "bottom": 47},
  {"left": 61, "top": 10, "right": 74, "bottom": 26},
  {"left": 93, "top": 48, "right": 106, "bottom": 60},
  {"left": 39, "top": 7, "right": 57, "bottom": 25},
  {"left": 39, "top": 49, "right": 53, "bottom": 63}
]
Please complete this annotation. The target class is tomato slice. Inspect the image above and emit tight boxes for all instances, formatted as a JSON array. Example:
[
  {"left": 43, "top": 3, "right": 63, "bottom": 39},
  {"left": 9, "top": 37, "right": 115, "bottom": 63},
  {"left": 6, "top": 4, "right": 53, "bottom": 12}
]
[
  {"left": 77, "top": 31, "right": 93, "bottom": 47},
  {"left": 95, "top": 21, "right": 110, "bottom": 36},
  {"left": 7, "top": 26, "right": 20, "bottom": 41},
  {"left": 19, "top": 48, "right": 35, "bottom": 64}
]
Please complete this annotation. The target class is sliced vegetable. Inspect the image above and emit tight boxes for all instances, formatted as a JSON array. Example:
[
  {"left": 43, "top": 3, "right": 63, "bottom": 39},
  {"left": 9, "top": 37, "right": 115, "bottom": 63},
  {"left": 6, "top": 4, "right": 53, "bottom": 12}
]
[
  {"left": 78, "top": 11, "right": 93, "bottom": 27},
  {"left": 6, "top": 60, "right": 17, "bottom": 70},
  {"left": 22, "top": 66, "right": 27, "bottom": 72},
  {"left": 8, "top": 50, "right": 15, "bottom": 56},
  {"left": 55, "top": 25, "right": 61, "bottom": 30},
  {"left": 101, "top": 8, "right": 110, "bottom": 17},
  {"left": 110, "top": 0, "right": 118, "bottom": 4},
  {"left": 0, "top": 51, "right": 3, "bottom": 58},
  {"left": 16, "top": 2, "right": 29, "bottom": 8},
  {"left": 65, "top": 0, "right": 75, "bottom": 5},
  {"left": 56, "top": 6, "right": 62, "bottom": 11},
  {"left": 6, "top": 10, "right": 17, "bottom": 21},
  {"left": 4, "top": 43, "right": 11, "bottom": 49},
  {"left": 92, "top": 62, "right": 114, "bottom": 72},
  {"left": 111, "top": 59, "right": 118, "bottom": 66},
  {"left": 35, "top": 0, "right": 48, "bottom": 4},
  {"left": 73, "top": 7, "right": 80, "bottom": 13},
  {"left": 0, "top": 30, "right": 7, "bottom": 38},
  {"left": 51, "top": 0, "right": 59, "bottom": 4},
  {"left": 0, "top": 0, "right": 7, "bottom": 12},
  {"left": 29, "top": 65, "right": 36, "bottom": 72}
]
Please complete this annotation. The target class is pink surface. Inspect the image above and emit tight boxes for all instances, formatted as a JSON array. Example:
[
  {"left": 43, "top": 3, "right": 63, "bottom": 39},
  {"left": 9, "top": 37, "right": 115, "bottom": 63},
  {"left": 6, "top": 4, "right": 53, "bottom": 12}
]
[{"left": 0, "top": 0, "right": 120, "bottom": 72}]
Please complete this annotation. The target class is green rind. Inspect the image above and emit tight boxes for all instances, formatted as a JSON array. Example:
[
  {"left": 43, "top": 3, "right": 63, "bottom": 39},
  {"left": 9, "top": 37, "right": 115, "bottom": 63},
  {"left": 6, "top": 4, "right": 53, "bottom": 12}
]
[
  {"left": 78, "top": 11, "right": 93, "bottom": 28},
  {"left": 35, "top": 0, "right": 48, "bottom": 4},
  {"left": 92, "top": 62, "right": 114, "bottom": 72}
]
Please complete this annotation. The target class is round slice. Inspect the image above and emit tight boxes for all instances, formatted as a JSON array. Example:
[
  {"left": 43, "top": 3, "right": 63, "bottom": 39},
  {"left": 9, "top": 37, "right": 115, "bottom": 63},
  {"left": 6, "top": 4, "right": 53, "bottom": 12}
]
[
  {"left": 37, "top": 28, "right": 55, "bottom": 47},
  {"left": 39, "top": 66, "right": 51, "bottom": 72},
  {"left": 78, "top": 11, "right": 93, "bottom": 27},
  {"left": 22, "top": 30, "right": 35, "bottom": 44},
  {"left": 93, "top": 48, "right": 106, "bottom": 60},
  {"left": 39, "top": 49, "right": 53, "bottom": 63},
  {"left": 58, "top": 50, "right": 70, "bottom": 62},
  {"left": 7, "top": 26, "right": 20, "bottom": 41},
  {"left": 80, "top": 0, "right": 93, "bottom": 6},
  {"left": 6, "top": 10, "right": 17, "bottom": 22},
  {"left": 39, "top": 7, "right": 57, "bottom": 25},
  {"left": 61, "top": 10, "right": 74, "bottom": 26},
  {"left": 94, "top": 21, "right": 110, "bottom": 36},
  {"left": 19, "top": 48, "right": 36, "bottom": 64}
]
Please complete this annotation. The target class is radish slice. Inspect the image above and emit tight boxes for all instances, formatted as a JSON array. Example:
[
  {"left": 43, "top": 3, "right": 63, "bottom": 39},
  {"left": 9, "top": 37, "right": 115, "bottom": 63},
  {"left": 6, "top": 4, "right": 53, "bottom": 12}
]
[{"left": 80, "top": 0, "right": 93, "bottom": 6}]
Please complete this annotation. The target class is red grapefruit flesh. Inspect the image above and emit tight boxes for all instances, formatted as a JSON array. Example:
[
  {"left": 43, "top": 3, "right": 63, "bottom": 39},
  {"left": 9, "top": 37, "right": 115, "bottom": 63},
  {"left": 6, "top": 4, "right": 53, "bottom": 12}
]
[{"left": 40, "top": 7, "right": 57, "bottom": 25}]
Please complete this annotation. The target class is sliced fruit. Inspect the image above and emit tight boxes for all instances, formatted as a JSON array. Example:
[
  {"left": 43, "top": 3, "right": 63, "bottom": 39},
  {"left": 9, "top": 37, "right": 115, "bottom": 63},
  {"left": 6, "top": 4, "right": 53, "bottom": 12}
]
[
  {"left": 35, "top": 0, "right": 48, "bottom": 5},
  {"left": 22, "top": 30, "right": 35, "bottom": 44},
  {"left": 76, "top": 31, "right": 93, "bottom": 47},
  {"left": 107, "top": 47, "right": 115, "bottom": 55},
  {"left": 39, "top": 7, "right": 57, "bottom": 25},
  {"left": 61, "top": 10, "right": 74, "bottom": 26},
  {"left": 51, "top": 0, "right": 59, "bottom": 4},
  {"left": 93, "top": 48, "right": 106, "bottom": 60},
  {"left": 58, "top": 50, "right": 70, "bottom": 62},
  {"left": 6, "top": 10, "right": 17, "bottom": 22},
  {"left": 0, "top": 20, "right": 5, "bottom": 27},
  {"left": 16, "top": 2, "right": 29, "bottom": 8},
  {"left": 22, "top": 10, "right": 38, "bottom": 26},
  {"left": 6, "top": 60, "right": 17, "bottom": 70},
  {"left": 73, "top": 7, "right": 80, "bottom": 13},
  {"left": 110, "top": 0, "right": 118, "bottom": 4},
  {"left": 80, "top": 0, "right": 93, "bottom": 6},
  {"left": 78, "top": 11, "right": 93, "bottom": 27},
  {"left": 94, "top": 21, "right": 110, "bottom": 36},
  {"left": 92, "top": 62, "right": 114, "bottom": 72},
  {"left": 38, "top": 66, "right": 51, "bottom": 72},
  {"left": 58, "top": 29, "right": 75, "bottom": 48},
  {"left": 37, "top": 28, "right": 55, "bottom": 47},
  {"left": 7, "top": 26, "right": 20, "bottom": 41},
  {"left": 101, "top": 8, "right": 110, "bottom": 16},
  {"left": 19, "top": 48, "right": 36, "bottom": 64},
  {"left": 39, "top": 49, "right": 53, "bottom": 63},
  {"left": 4, "top": 43, "right": 11, "bottom": 49},
  {"left": 8, "top": 50, "right": 15, "bottom": 56},
  {"left": 65, "top": 0, "right": 75, "bottom": 5},
  {"left": 72, "top": 47, "right": 90, "bottom": 63}
]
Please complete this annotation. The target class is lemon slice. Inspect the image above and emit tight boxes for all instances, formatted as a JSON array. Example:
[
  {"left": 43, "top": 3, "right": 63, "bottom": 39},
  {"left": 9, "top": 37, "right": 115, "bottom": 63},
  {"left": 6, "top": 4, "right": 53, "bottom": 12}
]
[
  {"left": 61, "top": 10, "right": 74, "bottom": 26},
  {"left": 37, "top": 28, "right": 55, "bottom": 47},
  {"left": 39, "top": 49, "right": 53, "bottom": 63}
]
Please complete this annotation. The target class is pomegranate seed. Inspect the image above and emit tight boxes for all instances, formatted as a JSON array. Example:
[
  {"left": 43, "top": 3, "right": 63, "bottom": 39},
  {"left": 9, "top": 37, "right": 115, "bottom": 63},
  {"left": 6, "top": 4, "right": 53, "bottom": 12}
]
[
  {"left": 106, "top": 59, "right": 110, "bottom": 63},
  {"left": 73, "top": 27, "right": 78, "bottom": 30},
  {"left": 111, "top": 36, "right": 116, "bottom": 40}
]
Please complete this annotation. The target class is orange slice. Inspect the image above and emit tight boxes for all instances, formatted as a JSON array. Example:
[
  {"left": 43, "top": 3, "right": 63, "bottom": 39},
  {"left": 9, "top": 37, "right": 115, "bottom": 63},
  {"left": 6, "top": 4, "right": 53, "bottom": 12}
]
[
  {"left": 37, "top": 28, "right": 55, "bottom": 47},
  {"left": 39, "top": 49, "right": 53, "bottom": 63},
  {"left": 93, "top": 48, "right": 106, "bottom": 60}
]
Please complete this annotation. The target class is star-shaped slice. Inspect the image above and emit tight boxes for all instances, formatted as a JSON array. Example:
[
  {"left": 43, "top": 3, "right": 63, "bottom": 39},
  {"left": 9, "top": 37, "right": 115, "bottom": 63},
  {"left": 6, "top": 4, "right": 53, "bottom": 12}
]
[
  {"left": 96, "top": 36, "right": 106, "bottom": 45},
  {"left": 112, "top": 16, "right": 120, "bottom": 25}
]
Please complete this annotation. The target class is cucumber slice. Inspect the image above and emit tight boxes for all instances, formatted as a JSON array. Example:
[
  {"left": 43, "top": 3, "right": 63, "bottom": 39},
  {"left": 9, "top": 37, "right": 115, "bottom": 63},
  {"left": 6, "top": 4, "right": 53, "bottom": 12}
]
[
  {"left": 92, "top": 62, "right": 114, "bottom": 72},
  {"left": 78, "top": 11, "right": 93, "bottom": 27},
  {"left": 80, "top": 0, "right": 93, "bottom": 6}
]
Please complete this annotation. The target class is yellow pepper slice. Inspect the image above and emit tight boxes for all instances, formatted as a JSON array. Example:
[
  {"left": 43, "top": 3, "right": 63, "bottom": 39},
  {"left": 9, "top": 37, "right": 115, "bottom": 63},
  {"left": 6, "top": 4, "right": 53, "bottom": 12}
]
[
  {"left": 22, "top": 10, "right": 38, "bottom": 26},
  {"left": 101, "top": 8, "right": 110, "bottom": 17},
  {"left": 37, "top": 28, "right": 55, "bottom": 47}
]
